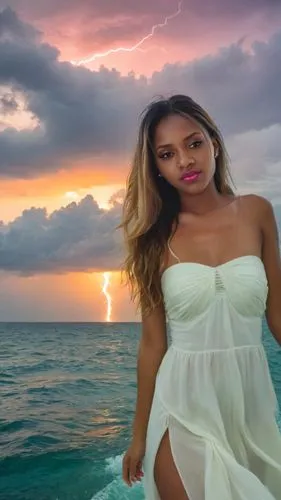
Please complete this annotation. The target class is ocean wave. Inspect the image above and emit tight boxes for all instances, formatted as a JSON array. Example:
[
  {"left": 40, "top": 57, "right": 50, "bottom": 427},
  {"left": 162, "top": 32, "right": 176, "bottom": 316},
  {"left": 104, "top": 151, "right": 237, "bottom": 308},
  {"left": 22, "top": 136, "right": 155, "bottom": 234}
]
[{"left": 91, "top": 453, "right": 144, "bottom": 500}]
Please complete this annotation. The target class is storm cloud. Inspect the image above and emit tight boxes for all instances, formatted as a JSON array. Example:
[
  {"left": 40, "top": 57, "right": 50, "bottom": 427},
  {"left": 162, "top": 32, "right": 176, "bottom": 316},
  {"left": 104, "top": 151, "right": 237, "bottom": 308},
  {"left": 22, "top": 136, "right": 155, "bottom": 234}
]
[
  {"left": 0, "top": 91, "right": 19, "bottom": 114},
  {"left": 0, "top": 8, "right": 281, "bottom": 178},
  {"left": 0, "top": 194, "right": 123, "bottom": 274}
]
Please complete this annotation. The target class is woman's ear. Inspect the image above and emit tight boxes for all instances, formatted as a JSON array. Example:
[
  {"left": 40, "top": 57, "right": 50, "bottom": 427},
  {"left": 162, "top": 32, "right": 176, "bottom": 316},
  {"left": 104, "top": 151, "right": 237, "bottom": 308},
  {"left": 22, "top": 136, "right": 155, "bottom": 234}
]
[{"left": 212, "top": 139, "right": 219, "bottom": 158}]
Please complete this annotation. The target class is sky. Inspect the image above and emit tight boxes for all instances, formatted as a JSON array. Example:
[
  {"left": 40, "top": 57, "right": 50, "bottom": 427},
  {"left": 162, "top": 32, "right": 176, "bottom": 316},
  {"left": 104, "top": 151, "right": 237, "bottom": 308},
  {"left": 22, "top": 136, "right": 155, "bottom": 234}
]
[{"left": 0, "top": 0, "right": 281, "bottom": 322}]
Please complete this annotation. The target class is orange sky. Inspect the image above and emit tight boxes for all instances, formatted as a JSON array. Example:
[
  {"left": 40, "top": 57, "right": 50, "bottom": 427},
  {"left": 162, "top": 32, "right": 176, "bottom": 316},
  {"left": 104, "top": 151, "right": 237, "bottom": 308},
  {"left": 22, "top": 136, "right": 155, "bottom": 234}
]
[
  {"left": 0, "top": 170, "right": 126, "bottom": 220},
  {"left": 0, "top": 271, "right": 138, "bottom": 322}
]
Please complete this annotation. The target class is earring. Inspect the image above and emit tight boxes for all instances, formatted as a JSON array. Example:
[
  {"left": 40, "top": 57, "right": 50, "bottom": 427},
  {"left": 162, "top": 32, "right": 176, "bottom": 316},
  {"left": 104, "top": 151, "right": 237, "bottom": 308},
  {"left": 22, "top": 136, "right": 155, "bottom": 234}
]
[
  {"left": 158, "top": 173, "right": 162, "bottom": 177},
  {"left": 215, "top": 150, "right": 219, "bottom": 158}
]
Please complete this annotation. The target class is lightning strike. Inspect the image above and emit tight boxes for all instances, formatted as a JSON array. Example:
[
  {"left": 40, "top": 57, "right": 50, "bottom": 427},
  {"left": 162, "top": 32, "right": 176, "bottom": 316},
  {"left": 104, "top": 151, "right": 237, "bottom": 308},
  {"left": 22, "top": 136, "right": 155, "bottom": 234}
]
[
  {"left": 71, "top": 1, "right": 183, "bottom": 66},
  {"left": 102, "top": 272, "right": 112, "bottom": 322}
]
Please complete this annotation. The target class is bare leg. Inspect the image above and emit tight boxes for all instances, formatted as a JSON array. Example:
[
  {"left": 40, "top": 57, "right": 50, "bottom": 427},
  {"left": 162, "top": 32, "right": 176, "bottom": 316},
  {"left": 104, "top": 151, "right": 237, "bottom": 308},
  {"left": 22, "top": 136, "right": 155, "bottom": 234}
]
[{"left": 154, "top": 430, "right": 189, "bottom": 500}]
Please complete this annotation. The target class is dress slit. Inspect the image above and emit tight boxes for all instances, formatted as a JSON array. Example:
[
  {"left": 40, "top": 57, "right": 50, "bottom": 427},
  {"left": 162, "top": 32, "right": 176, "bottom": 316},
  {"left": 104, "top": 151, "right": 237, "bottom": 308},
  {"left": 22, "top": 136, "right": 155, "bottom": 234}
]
[{"left": 154, "top": 426, "right": 191, "bottom": 500}]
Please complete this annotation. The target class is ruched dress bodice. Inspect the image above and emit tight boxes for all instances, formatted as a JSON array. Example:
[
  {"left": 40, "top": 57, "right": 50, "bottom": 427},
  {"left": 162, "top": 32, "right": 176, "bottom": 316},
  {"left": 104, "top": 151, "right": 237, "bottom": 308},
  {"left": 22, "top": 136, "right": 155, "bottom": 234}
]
[{"left": 162, "top": 255, "right": 268, "bottom": 350}]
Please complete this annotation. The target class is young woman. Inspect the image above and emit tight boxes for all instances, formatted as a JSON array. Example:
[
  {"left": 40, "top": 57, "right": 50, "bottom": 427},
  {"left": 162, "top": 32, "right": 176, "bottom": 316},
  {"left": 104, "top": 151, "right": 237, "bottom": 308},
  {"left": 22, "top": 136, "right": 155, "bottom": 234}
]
[{"left": 121, "top": 94, "right": 281, "bottom": 499}]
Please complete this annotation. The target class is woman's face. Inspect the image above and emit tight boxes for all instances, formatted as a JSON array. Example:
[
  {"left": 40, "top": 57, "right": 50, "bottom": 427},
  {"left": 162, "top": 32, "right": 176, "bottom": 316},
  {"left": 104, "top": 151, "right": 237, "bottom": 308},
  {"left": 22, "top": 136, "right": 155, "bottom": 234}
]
[{"left": 153, "top": 113, "right": 218, "bottom": 194}]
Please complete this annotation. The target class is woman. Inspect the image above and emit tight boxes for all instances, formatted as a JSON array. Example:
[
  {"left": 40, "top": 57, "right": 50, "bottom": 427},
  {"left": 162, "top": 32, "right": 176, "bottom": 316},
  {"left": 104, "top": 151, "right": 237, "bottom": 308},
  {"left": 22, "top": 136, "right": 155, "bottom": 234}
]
[{"left": 121, "top": 94, "right": 281, "bottom": 499}]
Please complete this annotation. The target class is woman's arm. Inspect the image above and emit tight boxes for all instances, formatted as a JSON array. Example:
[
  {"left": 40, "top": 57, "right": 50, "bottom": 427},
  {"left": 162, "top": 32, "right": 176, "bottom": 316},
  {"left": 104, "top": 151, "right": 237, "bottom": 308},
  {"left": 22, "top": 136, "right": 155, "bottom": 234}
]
[
  {"left": 132, "top": 301, "right": 168, "bottom": 443},
  {"left": 260, "top": 197, "right": 281, "bottom": 345},
  {"left": 122, "top": 301, "right": 167, "bottom": 486}
]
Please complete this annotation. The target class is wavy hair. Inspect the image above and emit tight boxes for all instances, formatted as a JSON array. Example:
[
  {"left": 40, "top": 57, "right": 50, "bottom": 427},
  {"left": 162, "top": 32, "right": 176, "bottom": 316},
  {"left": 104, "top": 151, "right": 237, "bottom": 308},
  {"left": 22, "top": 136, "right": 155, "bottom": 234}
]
[{"left": 119, "top": 94, "right": 235, "bottom": 317}]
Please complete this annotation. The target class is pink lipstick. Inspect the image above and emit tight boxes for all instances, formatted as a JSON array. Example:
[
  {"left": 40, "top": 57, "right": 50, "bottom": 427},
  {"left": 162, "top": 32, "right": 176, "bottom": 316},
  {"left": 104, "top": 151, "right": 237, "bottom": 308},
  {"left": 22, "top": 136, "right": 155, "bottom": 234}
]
[{"left": 181, "top": 171, "right": 201, "bottom": 183}]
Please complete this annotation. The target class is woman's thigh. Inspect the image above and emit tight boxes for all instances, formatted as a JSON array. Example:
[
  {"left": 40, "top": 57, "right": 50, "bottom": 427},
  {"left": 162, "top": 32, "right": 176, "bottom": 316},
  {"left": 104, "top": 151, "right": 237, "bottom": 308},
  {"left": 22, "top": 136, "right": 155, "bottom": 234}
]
[{"left": 154, "top": 430, "right": 189, "bottom": 500}]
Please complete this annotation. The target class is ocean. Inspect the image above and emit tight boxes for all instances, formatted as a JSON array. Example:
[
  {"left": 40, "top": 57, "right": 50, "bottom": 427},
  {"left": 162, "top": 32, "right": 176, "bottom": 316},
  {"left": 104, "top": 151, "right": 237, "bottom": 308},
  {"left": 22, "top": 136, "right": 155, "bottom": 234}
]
[{"left": 1, "top": 321, "right": 280, "bottom": 500}]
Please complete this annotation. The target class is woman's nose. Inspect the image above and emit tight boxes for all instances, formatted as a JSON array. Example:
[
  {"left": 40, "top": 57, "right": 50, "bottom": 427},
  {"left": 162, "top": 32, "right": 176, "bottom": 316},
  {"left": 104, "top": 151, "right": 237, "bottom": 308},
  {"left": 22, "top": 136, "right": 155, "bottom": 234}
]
[{"left": 177, "top": 149, "right": 195, "bottom": 168}]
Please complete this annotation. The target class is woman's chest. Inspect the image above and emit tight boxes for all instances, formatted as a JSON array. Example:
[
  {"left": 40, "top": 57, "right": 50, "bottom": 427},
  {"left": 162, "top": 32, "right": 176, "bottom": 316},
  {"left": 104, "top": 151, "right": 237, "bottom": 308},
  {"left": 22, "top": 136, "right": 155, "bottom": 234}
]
[{"left": 169, "top": 212, "right": 261, "bottom": 267}]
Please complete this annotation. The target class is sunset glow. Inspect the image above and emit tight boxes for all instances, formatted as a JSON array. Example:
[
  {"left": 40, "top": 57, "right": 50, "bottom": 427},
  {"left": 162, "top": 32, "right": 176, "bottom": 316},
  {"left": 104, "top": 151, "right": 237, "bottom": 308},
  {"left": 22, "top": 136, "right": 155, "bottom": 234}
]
[{"left": 64, "top": 191, "right": 79, "bottom": 201}]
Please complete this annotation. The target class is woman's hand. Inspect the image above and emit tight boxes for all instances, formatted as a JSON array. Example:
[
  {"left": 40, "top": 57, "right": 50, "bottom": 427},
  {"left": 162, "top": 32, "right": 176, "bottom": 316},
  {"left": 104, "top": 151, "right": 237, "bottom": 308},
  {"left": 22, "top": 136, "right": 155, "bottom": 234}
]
[{"left": 122, "top": 439, "right": 145, "bottom": 487}]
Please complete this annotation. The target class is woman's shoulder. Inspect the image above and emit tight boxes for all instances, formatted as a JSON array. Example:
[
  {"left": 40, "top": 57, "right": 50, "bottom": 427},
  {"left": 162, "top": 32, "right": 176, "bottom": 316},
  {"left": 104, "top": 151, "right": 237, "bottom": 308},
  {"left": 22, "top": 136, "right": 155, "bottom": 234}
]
[
  {"left": 239, "top": 193, "right": 275, "bottom": 229},
  {"left": 239, "top": 193, "right": 273, "bottom": 213}
]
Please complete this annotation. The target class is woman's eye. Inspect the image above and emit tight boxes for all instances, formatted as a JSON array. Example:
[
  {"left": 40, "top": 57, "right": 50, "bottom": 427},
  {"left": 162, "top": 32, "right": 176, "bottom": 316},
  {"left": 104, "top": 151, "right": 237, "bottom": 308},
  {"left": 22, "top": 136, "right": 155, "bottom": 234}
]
[
  {"left": 159, "top": 151, "right": 173, "bottom": 160},
  {"left": 189, "top": 140, "right": 202, "bottom": 149}
]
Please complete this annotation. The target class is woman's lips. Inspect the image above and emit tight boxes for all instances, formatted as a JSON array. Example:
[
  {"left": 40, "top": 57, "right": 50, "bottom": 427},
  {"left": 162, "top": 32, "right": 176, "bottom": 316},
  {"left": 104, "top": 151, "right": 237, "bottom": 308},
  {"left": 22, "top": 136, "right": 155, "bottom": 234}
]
[{"left": 180, "top": 171, "right": 201, "bottom": 182}]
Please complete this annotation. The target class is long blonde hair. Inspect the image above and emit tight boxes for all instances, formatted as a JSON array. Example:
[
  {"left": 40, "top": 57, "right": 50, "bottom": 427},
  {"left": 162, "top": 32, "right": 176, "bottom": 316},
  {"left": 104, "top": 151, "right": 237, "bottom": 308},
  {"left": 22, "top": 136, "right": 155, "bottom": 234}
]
[{"left": 120, "top": 95, "right": 235, "bottom": 317}]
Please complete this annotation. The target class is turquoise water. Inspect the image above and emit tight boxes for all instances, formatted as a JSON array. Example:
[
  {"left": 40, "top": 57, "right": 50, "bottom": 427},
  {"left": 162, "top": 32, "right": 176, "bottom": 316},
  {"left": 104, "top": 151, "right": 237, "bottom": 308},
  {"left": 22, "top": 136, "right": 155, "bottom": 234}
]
[{"left": 1, "top": 321, "right": 280, "bottom": 500}]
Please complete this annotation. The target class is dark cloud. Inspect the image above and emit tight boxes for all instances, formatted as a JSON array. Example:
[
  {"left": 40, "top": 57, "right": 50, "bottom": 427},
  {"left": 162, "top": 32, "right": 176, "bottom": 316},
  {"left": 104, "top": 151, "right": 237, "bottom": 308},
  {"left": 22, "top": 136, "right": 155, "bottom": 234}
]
[
  {"left": 0, "top": 195, "right": 123, "bottom": 275},
  {"left": 0, "top": 8, "right": 281, "bottom": 178},
  {"left": 0, "top": 8, "right": 150, "bottom": 176},
  {"left": 0, "top": 91, "right": 19, "bottom": 114},
  {"left": 0, "top": 5, "right": 40, "bottom": 41}
]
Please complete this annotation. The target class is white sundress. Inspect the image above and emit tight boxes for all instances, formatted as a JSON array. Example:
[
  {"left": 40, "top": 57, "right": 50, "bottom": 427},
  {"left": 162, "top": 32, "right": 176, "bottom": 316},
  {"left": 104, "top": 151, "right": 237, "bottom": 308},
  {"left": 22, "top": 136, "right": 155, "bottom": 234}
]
[{"left": 142, "top": 253, "right": 281, "bottom": 499}]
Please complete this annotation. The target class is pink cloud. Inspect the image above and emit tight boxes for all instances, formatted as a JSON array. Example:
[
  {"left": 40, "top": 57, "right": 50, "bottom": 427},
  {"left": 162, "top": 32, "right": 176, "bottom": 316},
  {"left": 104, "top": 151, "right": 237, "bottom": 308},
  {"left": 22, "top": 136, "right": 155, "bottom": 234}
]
[{"left": 1, "top": 0, "right": 280, "bottom": 75}]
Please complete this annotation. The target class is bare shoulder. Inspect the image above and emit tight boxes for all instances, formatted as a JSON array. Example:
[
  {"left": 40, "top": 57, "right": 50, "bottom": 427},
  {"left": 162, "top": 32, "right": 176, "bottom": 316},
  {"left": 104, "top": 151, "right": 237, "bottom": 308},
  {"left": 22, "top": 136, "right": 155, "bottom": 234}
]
[
  {"left": 241, "top": 192, "right": 280, "bottom": 263},
  {"left": 245, "top": 195, "right": 281, "bottom": 343},
  {"left": 239, "top": 193, "right": 272, "bottom": 210},
  {"left": 239, "top": 193, "right": 275, "bottom": 224}
]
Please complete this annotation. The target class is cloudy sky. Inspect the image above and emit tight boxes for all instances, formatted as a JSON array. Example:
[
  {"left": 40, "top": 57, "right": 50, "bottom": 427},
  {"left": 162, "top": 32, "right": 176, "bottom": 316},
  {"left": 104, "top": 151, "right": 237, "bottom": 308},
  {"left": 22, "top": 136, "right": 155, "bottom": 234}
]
[{"left": 0, "top": 0, "right": 281, "bottom": 321}]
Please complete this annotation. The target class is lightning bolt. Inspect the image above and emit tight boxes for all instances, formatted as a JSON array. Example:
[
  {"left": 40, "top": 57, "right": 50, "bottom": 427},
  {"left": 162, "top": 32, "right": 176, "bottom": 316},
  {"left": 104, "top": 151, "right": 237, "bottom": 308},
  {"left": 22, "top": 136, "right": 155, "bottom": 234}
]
[
  {"left": 102, "top": 272, "right": 112, "bottom": 322},
  {"left": 71, "top": 0, "right": 183, "bottom": 67}
]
